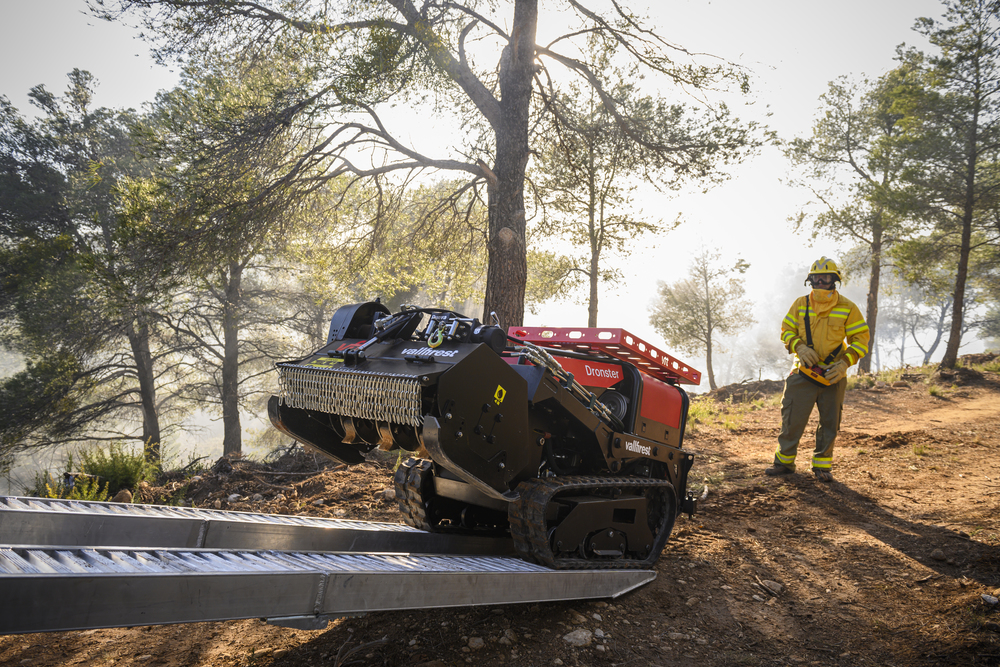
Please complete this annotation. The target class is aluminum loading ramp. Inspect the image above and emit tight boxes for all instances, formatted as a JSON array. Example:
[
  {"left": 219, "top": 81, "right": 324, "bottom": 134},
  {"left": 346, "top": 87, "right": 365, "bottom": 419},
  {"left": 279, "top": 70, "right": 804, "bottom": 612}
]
[
  {"left": 0, "top": 497, "right": 656, "bottom": 634},
  {"left": 0, "top": 495, "right": 514, "bottom": 555}
]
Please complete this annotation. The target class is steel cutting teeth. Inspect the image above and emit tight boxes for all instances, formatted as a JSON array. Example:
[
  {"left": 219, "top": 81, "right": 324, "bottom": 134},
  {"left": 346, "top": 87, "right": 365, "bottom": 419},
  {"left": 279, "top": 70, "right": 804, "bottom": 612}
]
[{"left": 277, "top": 363, "right": 423, "bottom": 426}]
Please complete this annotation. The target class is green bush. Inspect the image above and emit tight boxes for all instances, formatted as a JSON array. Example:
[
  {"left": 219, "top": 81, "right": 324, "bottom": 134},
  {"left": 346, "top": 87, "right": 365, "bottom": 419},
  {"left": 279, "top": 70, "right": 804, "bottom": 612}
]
[
  {"left": 26, "top": 453, "right": 111, "bottom": 501},
  {"left": 76, "top": 441, "right": 156, "bottom": 497}
]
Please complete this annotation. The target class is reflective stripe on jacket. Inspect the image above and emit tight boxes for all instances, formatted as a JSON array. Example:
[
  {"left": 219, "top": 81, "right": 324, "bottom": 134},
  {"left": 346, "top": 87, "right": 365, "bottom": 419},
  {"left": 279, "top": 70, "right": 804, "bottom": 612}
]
[{"left": 781, "top": 293, "right": 870, "bottom": 366}]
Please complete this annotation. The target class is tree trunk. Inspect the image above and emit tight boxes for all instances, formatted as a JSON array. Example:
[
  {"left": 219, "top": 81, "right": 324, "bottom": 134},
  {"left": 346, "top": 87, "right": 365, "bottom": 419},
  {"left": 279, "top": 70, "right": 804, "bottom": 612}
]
[
  {"left": 588, "top": 248, "right": 600, "bottom": 327},
  {"left": 221, "top": 261, "right": 243, "bottom": 457},
  {"left": 705, "top": 335, "right": 716, "bottom": 391},
  {"left": 125, "top": 315, "right": 162, "bottom": 467},
  {"left": 940, "top": 128, "right": 978, "bottom": 369},
  {"left": 482, "top": 0, "right": 536, "bottom": 328},
  {"left": 859, "top": 224, "right": 883, "bottom": 374}
]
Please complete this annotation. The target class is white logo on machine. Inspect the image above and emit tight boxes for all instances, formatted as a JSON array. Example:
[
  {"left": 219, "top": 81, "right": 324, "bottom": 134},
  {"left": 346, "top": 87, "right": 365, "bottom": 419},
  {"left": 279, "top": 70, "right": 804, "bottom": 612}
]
[
  {"left": 624, "top": 439, "right": 652, "bottom": 456},
  {"left": 401, "top": 347, "right": 460, "bottom": 358},
  {"left": 585, "top": 364, "right": 621, "bottom": 379}
]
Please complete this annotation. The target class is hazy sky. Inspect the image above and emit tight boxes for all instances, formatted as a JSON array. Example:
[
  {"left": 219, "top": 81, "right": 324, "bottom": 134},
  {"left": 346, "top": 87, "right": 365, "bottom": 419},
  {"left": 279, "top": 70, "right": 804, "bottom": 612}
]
[{"left": 0, "top": 0, "right": 951, "bottom": 379}]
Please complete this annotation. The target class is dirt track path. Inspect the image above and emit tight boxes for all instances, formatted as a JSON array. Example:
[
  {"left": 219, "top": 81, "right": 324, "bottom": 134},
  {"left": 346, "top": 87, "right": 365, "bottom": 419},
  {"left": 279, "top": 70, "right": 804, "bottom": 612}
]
[{"left": 845, "top": 392, "right": 999, "bottom": 434}]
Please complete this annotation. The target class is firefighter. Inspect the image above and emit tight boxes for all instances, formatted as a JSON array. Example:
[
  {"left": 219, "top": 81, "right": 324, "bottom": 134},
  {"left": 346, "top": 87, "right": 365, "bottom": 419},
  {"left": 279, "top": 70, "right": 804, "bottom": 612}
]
[{"left": 766, "top": 257, "right": 870, "bottom": 482}]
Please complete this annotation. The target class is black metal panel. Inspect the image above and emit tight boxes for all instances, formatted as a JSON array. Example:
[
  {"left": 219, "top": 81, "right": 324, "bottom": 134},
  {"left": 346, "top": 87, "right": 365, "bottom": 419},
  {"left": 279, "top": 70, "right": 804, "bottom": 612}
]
[
  {"left": 433, "top": 345, "right": 535, "bottom": 493},
  {"left": 267, "top": 396, "right": 364, "bottom": 465},
  {"left": 326, "top": 301, "right": 390, "bottom": 343}
]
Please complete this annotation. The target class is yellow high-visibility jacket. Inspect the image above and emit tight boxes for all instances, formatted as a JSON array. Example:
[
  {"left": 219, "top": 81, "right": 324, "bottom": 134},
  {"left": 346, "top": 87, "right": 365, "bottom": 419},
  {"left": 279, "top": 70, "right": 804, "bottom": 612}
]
[{"left": 781, "top": 292, "right": 870, "bottom": 367}]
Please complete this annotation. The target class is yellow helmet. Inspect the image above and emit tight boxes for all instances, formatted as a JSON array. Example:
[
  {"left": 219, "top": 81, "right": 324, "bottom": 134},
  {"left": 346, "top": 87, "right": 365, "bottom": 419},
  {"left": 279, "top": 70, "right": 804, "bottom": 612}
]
[{"left": 805, "top": 256, "right": 843, "bottom": 284}]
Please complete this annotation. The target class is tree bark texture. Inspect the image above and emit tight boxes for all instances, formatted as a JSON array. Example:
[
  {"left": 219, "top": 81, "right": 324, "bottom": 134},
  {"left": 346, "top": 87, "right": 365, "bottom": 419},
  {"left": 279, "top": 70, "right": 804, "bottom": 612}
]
[
  {"left": 940, "top": 109, "right": 979, "bottom": 370},
  {"left": 126, "top": 316, "right": 162, "bottom": 466},
  {"left": 859, "top": 226, "right": 882, "bottom": 374},
  {"left": 482, "top": 0, "right": 537, "bottom": 328},
  {"left": 221, "top": 261, "right": 243, "bottom": 456}
]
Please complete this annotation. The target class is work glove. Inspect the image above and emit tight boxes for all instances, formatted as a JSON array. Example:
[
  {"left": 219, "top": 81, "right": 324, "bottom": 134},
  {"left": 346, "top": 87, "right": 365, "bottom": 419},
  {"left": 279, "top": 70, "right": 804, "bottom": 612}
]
[
  {"left": 825, "top": 360, "right": 849, "bottom": 384},
  {"left": 795, "top": 344, "right": 820, "bottom": 367}
]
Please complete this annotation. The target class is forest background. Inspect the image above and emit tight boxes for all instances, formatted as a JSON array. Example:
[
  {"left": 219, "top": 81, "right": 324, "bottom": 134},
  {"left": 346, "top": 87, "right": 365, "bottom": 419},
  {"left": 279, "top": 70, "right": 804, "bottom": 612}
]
[{"left": 0, "top": 0, "right": 998, "bottom": 492}]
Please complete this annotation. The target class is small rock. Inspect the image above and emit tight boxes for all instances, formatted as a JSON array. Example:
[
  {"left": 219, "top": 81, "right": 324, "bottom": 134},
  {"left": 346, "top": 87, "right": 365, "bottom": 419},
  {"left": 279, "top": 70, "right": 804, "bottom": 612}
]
[
  {"left": 720, "top": 585, "right": 734, "bottom": 591},
  {"left": 408, "top": 639, "right": 417, "bottom": 646},
  {"left": 383, "top": 488, "right": 396, "bottom": 501},
  {"left": 595, "top": 644, "right": 606, "bottom": 652},
  {"left": 752, "top": 594, "right": 765, "bottom": 602},
  {"left": 891, "top": 381, "right": 911, "bottom": 388},
  {"left": 468, "top": 637, "right": 485, "bottom": 650},
  {"left": 554, "top": 660, "right": 564, "bottom": 666},
  {"left": 252, "top": 493, "right": 264, "bottom": 501},
  {"left": 562, "top": 629, "right": 593, "bottom": 647},
  {"left": 762, "top": 580, "right": 785, "bottom": 595},
  {"left": 190, "top": 476, "right": 202, "bottom": 483},
  {"left": 499, "top": 637, "right": 512, "bottom": 646},
  {"left": 213, "top": 499, "right": 222, "bottom": 509},
  {"left": 227, "top": 494, "right": 241, "bottom": 503},
  {"left": 272, "top": 649, "right": 289, "bottom": 659},
  {"left": 312, "top": 498, "right": 325, "bottom": 506},
  {"left": 686, "top": 597, "right": 700, "bottom": 607},
  {"left": 592, "top": 613, "right": 602, "bottom": 622},
  {"left": 993, "top": 588, "right": 1000, "bottom": 597},
  {"left": 275, "top": 494, "right": 285, "bottom": 502},
  {"left": 982, "top": 594, "right": 999, "bottom": 606},
  {"left": 594, "top": 629, "right": 605, "bottom": 638},
  {"left": 668, "top": 632, "right": 689, "bottom": 641},
  {"left": 930, "top": 548, "right": 946, "bottom": 561},
  {"left": 111, "top": 489, "right": 133, "bottom": 504},
  {"left": 592, "top": 601, "right": 609, "bottom": 608},
  {"left": 568, "top": 610, "right": 587, "bottom": 624}
]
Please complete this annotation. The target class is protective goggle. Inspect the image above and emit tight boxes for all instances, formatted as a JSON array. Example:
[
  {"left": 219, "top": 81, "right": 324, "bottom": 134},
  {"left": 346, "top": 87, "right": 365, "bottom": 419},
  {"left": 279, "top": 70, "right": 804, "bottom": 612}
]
[{"left": 808, "top": 274, "right": 837, "bottom": 288}]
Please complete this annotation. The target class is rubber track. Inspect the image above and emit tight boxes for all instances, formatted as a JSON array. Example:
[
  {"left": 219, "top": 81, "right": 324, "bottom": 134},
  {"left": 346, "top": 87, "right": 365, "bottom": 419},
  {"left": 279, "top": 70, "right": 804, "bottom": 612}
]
[
  {"left": 394, "top": 457, "right": 433, "bottom": 530},
  {"left": 509, "top": 476, "right": 676, "bottom": 570}
]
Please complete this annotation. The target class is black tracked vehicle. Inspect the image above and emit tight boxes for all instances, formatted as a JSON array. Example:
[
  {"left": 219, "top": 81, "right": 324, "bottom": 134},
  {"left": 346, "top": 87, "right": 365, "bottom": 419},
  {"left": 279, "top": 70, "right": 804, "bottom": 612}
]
[{"left": 268, "top": 301, "right": 702, "bottom": 569}]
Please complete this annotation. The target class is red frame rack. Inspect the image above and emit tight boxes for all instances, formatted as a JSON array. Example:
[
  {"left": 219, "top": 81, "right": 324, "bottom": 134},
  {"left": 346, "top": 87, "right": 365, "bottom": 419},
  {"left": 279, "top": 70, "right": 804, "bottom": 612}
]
[{"left": 508, "top": 326, "right": 702, "bottom": 386}]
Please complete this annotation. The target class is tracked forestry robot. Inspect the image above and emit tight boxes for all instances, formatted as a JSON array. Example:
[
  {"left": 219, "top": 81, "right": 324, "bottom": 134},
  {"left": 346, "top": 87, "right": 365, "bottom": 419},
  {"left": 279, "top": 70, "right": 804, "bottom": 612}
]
[{"left": 268, "top": 302, "right": 702, "bottom": 569}]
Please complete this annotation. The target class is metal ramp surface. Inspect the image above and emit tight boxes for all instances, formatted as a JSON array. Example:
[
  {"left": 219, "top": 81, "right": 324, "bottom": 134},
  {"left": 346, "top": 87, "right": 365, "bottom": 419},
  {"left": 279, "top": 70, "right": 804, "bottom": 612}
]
[
  {"left": 0, "top": 497, "right": 656, "bottom": 634},
  {"left": 0, "top": 495, "right": 512, "bottom": 555}
]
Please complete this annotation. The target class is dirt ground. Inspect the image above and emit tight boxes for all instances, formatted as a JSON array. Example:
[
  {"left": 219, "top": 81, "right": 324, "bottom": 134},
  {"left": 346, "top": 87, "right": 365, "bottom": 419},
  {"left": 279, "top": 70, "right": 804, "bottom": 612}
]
[{"left": 2, "top": 363, "right": 1000, "bottom": 667}]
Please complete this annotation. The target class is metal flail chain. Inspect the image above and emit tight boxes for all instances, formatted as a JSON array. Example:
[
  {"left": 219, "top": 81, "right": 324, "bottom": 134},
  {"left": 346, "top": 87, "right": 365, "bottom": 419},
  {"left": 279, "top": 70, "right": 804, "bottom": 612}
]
[
  {"left": 511, "top": 341, "right": 624, "bottom": 431},
  {"left": 277, "top": 364, "right": 423, "bottom": 427}
]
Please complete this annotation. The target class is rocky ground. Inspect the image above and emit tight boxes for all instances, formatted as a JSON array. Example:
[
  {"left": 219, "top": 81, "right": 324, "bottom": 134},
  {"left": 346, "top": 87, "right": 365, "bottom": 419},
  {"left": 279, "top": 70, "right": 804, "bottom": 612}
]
[{"left": 2, "top": 361, "right": 999, "bottom": 667}]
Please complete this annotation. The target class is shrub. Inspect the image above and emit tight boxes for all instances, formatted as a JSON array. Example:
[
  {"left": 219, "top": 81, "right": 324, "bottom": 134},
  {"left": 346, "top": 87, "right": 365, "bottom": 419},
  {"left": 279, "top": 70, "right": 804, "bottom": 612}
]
[
  {"left": 76, "top": 441, "right": 156, "bottom": 497},
  {"left": 26, "top": 459, "right": 110, "bottom": 502}
]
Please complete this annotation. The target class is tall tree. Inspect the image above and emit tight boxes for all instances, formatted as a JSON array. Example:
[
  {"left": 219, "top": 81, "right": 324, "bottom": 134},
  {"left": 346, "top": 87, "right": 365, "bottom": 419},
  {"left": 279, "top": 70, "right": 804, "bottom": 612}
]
[
  {"left": 893, "top": 0, "right": 1000, "bottom": 368},
  {"left": 785, "top": 70, "right": 914, "bottom": 374},
  {"left": 536, "top": 41, "right": 755, "bottom": 326},
  {"left": 94, "top": 0, "right": 756, "bottom": 328},
  {"left": 648, "top": 249, "right": 753, "bottom": 391},
  {"left": 0, "top": 71, "right": 175, "bottom": 464}
]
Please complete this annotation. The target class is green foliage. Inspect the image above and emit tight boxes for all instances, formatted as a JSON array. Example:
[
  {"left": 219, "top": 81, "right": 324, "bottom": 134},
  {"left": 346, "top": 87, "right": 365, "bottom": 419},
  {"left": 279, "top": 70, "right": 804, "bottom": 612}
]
[
  {"left": 75, "top": 441, "right": 156, "bottom": 498},
  {"left": 0, "top": 351, "right": 88, "bottom": 453},
  {"left": 649, "top": 249, "right": 753, "bottom": 390},
  {"left": 534, "top": 39, "right": 757, "bottom": 326},
  {"left": 28, "top": 471, "right": 110, "bottom": 502},
  {"left": 25, "top": 454, "right": 110, "bottom": 501}
]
